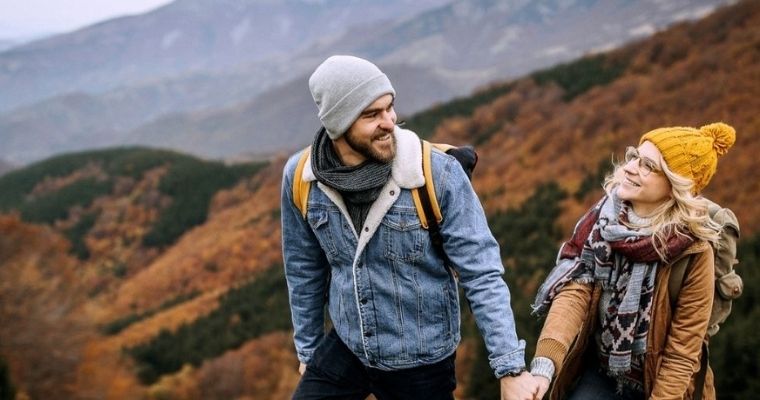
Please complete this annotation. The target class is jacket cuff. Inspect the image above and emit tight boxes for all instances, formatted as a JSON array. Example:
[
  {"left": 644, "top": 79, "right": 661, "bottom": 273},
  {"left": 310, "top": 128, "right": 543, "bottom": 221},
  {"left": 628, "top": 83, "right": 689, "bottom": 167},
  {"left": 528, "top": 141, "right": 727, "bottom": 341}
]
[
  {"left": 534, "top": 338, "right": 567, "bottom": 373},
  {"left": 491, "top": 339, "right": 527, "bottom": 378},
  {"left": 530, "top": 357, "right": 556, "bottom": 381},
  {"left": 296, "top": 350, "right": 314, "bottom": 365}
]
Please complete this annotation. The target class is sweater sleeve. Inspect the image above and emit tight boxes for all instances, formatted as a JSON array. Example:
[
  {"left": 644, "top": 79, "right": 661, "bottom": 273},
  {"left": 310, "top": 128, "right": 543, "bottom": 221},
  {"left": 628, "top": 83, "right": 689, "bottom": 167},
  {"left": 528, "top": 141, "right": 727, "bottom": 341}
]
[{"left": 533, "top": 281, "right": 593, "bottom": 375}]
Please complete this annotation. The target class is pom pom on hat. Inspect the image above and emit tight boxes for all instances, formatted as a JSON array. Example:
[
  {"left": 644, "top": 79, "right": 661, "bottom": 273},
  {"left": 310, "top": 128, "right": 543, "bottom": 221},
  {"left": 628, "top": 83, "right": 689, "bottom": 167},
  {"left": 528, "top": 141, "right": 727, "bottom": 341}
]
[
  {"left": 700, "top": 122, "right": 736, "bottom": 157},
  {"left": 639, "top": 122, "right": 736, "bottom": 194}
]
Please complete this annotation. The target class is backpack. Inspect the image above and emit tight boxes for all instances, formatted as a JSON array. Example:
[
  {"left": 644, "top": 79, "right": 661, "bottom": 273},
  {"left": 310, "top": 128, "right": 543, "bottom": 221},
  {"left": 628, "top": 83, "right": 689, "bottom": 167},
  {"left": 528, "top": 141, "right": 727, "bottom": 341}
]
[
  {"left": 292, "top": 140, "right": 478, "bottom": 259},
  {"left": 667, "top": 199, "right": 741, "bottom": 400}
]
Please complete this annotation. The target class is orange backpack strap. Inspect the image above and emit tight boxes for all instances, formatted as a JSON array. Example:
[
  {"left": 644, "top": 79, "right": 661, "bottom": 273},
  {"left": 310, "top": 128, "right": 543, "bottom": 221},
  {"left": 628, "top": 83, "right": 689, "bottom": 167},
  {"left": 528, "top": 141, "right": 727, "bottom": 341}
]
[
  {"left": 411, "top": 140, "right": 443, "bottom": 230},
  {"left": 292, "top": 147, "right": 311, "bottom": 219},
  {"left": 430, "top": 143, "right": 456, "bottom": 153}
]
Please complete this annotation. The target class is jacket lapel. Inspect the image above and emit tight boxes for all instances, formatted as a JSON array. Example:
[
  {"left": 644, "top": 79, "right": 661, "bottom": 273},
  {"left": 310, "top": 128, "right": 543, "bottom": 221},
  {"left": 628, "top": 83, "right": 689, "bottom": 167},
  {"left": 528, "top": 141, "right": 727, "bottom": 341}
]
[{"left": 302, "top": 126, "right": 426, "bottom": 264}]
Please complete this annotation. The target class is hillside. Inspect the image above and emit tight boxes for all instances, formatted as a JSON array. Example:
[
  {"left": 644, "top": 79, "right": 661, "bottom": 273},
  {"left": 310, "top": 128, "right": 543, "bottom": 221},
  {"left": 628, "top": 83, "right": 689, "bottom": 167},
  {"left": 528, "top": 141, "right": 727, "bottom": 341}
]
[
  {"left": 1, "top": 1, "right": 759, "bottom": 399},
  {"left": 427, "top": 0, "right": 760, "bottom": 235}
]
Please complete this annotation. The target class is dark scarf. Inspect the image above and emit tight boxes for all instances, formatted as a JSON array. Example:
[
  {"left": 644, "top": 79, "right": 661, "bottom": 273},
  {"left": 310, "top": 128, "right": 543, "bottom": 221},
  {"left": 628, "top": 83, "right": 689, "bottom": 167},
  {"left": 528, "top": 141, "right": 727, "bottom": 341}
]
[
  {"left": 311, "top": 127, "right": 392, "bottom": 232},
  {"left": 532, "top": 192, "right": 694, "bottom": 383}
]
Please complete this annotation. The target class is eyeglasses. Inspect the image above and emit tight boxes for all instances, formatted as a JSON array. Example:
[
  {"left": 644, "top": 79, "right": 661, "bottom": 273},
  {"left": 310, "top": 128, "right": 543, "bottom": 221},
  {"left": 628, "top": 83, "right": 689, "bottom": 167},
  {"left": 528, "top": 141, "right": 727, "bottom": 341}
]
[{"left": 625, "top": 146, "right": 662, "bottom": 177}]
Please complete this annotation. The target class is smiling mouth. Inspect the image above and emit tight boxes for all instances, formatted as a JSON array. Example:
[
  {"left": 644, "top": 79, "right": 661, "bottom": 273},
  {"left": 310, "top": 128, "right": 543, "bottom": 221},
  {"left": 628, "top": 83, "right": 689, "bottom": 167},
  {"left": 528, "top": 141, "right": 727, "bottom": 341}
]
[
  {"left": 625, "top": 177, "right": 641, "bottom": 187},
  {"left": 374, "top": 133, "right": 392, "bottom": 142}
]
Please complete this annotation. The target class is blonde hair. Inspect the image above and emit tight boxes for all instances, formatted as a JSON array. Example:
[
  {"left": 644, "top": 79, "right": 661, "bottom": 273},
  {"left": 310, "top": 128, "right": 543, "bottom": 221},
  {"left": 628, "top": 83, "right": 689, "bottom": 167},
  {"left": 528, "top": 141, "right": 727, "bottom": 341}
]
[{"left": 603, "top": 152, "right": 721, "bottom": 261}]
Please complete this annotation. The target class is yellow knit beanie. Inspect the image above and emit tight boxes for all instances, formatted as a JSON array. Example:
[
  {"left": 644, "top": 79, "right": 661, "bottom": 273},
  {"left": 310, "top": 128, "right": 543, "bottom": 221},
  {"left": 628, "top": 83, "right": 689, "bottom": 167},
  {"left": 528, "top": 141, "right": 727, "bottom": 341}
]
[{"left": 639, "top": 122, "right": 736, "bottom": 194}]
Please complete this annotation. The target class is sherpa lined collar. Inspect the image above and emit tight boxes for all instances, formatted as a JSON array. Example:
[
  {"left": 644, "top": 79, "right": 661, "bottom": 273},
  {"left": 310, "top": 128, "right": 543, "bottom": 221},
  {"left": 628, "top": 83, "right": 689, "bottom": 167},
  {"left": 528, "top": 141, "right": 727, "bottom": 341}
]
[{"left": 301, "top": 126, "right": 424, "bottom": 189}]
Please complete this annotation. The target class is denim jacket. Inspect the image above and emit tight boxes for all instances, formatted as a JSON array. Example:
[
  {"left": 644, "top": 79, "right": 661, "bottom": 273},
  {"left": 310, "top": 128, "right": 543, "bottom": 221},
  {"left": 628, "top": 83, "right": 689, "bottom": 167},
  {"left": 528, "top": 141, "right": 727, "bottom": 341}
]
[{"left": 281, "top": 127, "right": 526, "bottom": 377}]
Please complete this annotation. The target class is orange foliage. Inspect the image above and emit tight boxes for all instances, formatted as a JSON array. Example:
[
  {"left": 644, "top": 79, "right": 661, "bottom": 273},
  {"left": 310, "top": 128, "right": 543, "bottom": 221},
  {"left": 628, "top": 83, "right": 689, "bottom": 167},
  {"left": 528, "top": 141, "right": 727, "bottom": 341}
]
[
  {"left": 0, "top": 215, "right": 94, "bottom": 399},
  {"left": 108, "top": 160, "right": 284, "bottom": 316},
  {"left": 432, "top": 1, "right": 760, "bottom": 235}
]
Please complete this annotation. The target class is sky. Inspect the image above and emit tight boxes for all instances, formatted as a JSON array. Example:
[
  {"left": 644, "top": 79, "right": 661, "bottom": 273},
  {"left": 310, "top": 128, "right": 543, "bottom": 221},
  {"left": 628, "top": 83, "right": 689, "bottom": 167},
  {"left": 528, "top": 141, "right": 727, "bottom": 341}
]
[{"left": 0, "top": 0, "right": 174, "bottom": 38}]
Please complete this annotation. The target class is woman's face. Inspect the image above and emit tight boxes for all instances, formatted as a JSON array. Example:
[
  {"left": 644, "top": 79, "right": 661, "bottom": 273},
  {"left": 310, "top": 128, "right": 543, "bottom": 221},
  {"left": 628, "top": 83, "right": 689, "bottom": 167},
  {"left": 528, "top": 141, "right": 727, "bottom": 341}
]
[{"left": 617, "top": 141, "right": 672, "bottom": 216}]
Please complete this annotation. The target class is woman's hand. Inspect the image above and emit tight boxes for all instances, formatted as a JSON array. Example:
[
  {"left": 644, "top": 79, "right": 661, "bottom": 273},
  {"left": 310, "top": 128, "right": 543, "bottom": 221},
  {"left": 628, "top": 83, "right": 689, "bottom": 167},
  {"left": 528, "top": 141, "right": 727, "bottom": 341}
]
[
  {"left": 500, "top": 371, "right": 540, "bottom": 400},
  {"left": 533, "top": 375, "right": 550, "bottom": 399}
]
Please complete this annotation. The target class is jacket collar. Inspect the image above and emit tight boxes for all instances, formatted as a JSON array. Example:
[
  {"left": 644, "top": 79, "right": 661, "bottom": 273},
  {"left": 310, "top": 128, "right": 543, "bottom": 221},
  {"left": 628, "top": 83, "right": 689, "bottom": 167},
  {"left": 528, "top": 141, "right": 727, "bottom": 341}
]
[{"left": 301, "top": 126, "right": 424, "bottom": 189}]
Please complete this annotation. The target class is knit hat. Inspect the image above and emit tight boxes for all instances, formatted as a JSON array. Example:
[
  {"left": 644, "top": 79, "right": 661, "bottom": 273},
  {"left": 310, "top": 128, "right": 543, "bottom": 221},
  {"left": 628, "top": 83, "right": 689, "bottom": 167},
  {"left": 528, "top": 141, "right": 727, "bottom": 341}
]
[
  {"left": 309, "top": 55, "right": 396, "bottom": 139},
  {"left": 639, "top": 122, "right": 736, "bottom": 193}
]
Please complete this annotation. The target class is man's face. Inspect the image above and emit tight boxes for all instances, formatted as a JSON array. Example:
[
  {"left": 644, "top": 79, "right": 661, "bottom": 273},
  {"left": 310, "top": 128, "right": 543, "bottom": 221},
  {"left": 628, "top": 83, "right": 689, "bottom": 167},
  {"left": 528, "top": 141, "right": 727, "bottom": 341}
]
[{"left": 342, "top": 94, "right": 397, "bottom": 164}]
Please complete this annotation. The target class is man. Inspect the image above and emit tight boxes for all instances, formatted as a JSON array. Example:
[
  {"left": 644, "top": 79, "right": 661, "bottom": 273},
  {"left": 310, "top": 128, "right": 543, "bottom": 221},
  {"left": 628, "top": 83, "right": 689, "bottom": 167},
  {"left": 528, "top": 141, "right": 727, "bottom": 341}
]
[{"left": 281, "top": 55, "right": 538, "bottom": 400}]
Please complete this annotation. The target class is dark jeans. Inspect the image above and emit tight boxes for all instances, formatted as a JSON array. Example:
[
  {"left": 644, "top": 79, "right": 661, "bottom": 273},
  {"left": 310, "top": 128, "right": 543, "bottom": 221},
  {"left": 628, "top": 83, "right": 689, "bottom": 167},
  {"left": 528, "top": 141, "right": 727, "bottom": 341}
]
[
  {"left": 567, "top": 366, "right": 643, "bottom": 400},
  {"left": 292, "top": 329, "right": 456, "bottom": 400}
]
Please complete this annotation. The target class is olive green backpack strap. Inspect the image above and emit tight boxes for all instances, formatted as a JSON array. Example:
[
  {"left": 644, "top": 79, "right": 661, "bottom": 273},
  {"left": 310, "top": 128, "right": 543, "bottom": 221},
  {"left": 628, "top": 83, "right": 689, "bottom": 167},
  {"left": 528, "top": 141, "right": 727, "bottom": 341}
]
[
  {"left": 667, "top": 199, "right": 742, "bottom": 400},
  {"left": 668, "top": 255, "right": 691, "bottom": 307},
  {"left": 292, "top": 147, "right": 312, "bottom": 219}
]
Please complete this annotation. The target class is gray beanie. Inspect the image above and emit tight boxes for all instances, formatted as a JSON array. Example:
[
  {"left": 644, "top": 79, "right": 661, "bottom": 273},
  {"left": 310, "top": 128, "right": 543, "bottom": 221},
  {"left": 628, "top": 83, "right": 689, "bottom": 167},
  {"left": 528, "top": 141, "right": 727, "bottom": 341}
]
[{"left": 309, "top": 55, "right": 396, "bottom": 139}]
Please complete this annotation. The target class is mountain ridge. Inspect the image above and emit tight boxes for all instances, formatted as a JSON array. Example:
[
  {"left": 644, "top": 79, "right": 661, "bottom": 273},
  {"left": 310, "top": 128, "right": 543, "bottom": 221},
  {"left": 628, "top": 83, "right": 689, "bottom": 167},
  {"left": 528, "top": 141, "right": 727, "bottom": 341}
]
[
  {"left": 0, "top": 0, "right": 734, "bottom": 165},
  {"left": 0, "top": 0, "right": 450, "bottom": 112}
]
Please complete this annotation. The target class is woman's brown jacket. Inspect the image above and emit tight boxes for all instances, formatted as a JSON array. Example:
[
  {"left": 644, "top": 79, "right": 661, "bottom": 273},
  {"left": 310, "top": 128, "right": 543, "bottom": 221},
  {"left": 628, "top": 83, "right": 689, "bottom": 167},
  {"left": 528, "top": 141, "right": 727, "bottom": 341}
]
[{"left": 535, "top": 241, "right": 715, "bottom": 400}]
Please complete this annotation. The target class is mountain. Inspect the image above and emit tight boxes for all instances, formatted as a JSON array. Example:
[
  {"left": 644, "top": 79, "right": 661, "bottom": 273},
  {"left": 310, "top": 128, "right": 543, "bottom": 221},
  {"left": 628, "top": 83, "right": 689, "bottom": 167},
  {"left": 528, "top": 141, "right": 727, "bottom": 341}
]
[
  {"left": 0, "top": 39, "right": 18, "bottom": 52},
  {"left": 1, "top": 1, "right": 759, "bottom": 398},
  {"left": 0, "top": 0, "right": 734, "bottom": 165},
  {"left": 307, "top": 0, "right": 721, "bottom": 75},
  {"left": 0, "top": 0, "right": 449, "bottom": 112},
  {"left": 0, "top": 159, "right": 12, "bottom": 176},
  {"left": 125, "top": 62, "right": 463, "bottom": 159},
  {"left": 0, "top": 32, "right": 46, "bottom": 52},
  {"left": 124, "top": 0, "right": 737, "bottom": 161}
]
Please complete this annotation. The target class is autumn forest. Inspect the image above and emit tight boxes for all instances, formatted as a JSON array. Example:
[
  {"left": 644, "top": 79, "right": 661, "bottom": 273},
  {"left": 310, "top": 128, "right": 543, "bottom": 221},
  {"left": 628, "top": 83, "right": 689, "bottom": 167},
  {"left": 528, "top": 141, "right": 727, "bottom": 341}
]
[{"left": 1, "top": 1, "right": 759, "bottom": 399}]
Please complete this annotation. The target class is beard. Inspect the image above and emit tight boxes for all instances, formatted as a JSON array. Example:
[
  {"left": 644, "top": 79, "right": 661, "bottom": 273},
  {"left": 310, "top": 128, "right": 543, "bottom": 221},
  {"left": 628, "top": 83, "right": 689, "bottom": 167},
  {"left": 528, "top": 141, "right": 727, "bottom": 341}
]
[{"left": 344, "top": 127, "right": 396, "bottom": 164}]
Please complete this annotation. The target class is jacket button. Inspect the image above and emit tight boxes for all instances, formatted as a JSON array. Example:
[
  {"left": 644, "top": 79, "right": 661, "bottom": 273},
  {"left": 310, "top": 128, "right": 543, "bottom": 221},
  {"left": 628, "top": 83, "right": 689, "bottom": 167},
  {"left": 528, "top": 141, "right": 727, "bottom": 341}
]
[
  {"left": 365, "top": 331, "right": 373, "bottom": 337},
  {"left": 364, "top": 227, "right": 369, "bottom": 232},
  {"left": 390, "top": 190, "right": 395, "bottom": 196},
  {"left": 360, "top": 298, "right": 368, "bottom": 304}
]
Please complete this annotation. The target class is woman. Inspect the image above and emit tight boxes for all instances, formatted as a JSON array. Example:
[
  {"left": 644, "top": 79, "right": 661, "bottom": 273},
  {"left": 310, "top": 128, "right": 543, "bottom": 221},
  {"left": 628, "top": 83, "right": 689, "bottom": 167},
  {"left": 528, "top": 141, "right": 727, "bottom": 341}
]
[{"left": 528, "top": 122, "right": 736, "bottom": 400}]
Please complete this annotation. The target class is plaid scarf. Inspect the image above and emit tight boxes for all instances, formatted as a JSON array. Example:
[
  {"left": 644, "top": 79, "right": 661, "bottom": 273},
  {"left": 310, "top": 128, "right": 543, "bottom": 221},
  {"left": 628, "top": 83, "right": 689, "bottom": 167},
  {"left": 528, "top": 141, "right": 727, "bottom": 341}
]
[{"left": 533, "top": 192, "right": 694, "bottom": 377}]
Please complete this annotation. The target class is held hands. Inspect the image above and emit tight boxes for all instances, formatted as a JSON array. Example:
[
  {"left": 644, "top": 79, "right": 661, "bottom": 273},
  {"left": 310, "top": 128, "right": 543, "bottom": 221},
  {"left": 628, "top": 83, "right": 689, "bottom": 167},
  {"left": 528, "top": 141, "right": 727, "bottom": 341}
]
[
  {"left": 500, "top": 371, "right": 541, "bottom": 400},
  {"left": 533, "top": 375, "right": 550, "bottom": 399}
]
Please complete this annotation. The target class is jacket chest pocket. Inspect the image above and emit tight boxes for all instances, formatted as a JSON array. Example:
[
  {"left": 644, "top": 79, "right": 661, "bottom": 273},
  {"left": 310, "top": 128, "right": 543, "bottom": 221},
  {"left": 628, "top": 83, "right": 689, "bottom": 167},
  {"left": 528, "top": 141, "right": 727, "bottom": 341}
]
[
  {"left": 307, "top": 208, "right": 347, "bottom": 263},
  {"left": 381, "top": 210, "right": 425, "bottom": 262}
]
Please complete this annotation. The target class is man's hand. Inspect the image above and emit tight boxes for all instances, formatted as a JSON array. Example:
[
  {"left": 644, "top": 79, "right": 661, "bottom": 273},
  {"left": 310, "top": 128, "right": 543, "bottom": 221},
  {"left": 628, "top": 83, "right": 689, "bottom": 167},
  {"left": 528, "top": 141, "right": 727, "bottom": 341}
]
[
  {"left": 533, "top": 375, "right": 550, "bottom": 399},
  {"left": 299, "top": 362, "right": 307, "bottom": 375},
  {"left": 500, "top": 371, "right": 540, "bottom": 400}
]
